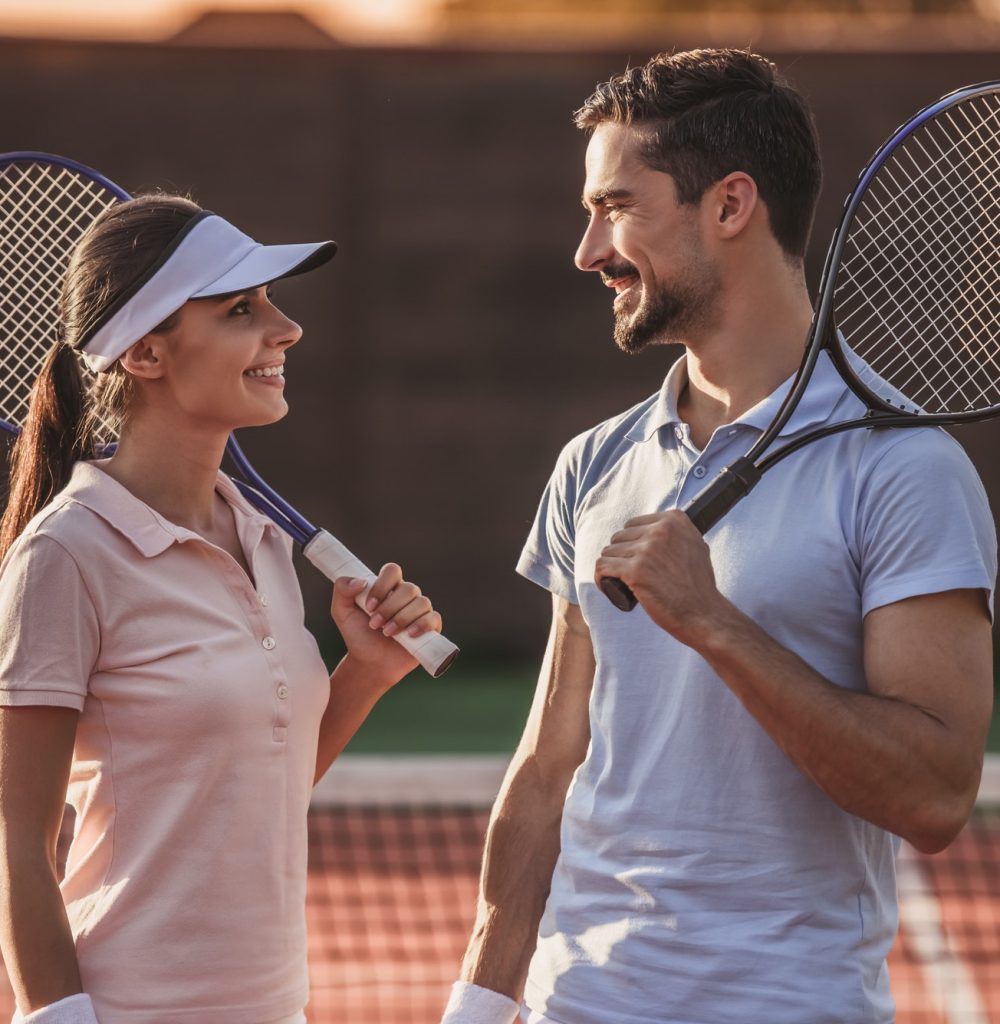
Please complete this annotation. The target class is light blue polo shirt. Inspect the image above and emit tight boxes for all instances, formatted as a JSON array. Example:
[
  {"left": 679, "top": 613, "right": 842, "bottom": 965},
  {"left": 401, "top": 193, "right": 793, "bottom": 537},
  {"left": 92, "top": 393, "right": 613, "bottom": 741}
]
[{"left": 516, "top": 351, "right": 996, "bottom": 1024}]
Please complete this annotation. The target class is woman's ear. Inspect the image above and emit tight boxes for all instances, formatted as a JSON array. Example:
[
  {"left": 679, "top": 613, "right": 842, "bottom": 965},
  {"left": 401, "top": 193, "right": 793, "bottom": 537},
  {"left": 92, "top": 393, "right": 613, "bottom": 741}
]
[{"left": 119, "top": 335, "right": 165, "bottom": 380}]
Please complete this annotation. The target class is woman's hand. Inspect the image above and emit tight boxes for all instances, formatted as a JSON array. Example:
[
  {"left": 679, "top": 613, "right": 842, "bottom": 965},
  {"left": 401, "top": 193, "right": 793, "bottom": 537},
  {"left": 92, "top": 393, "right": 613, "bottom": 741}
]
[{"left": 329, "top": 563, "right": 443, "bottom": 689}]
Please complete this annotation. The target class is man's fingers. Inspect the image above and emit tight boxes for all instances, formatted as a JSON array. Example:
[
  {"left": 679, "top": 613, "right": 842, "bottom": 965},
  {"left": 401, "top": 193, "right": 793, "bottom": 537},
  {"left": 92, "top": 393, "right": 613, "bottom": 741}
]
[{"left": 594, "top": 553, "right": 636, "bottom": 589}]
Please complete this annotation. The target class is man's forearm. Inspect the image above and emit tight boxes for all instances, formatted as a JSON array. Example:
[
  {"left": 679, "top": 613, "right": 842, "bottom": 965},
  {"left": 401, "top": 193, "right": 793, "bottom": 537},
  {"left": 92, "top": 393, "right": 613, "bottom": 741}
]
[
  {"left": 460, "top": 756, "right": 566, "bottom": 999},
  {"left": 692, "top": 597, "right": 984, "bottom": 851}
]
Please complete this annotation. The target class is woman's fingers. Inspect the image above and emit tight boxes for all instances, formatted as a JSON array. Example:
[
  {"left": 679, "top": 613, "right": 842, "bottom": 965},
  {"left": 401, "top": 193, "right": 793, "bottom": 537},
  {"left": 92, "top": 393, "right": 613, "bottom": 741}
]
[
  {"left": 343, "top": 564, "right": 439, "bottom": 638},
  {"left": 330, "top": 574, "right": 368, "bottom": 616},
  {"left": 365, "top": 562, "right": 403, "bottom": 612}
]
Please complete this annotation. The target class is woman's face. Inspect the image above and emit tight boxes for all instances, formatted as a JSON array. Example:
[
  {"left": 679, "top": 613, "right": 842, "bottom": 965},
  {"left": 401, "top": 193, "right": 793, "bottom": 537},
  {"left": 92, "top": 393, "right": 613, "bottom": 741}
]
[{"left": 150, "top": 285, "right": 302, "bottom": 432}]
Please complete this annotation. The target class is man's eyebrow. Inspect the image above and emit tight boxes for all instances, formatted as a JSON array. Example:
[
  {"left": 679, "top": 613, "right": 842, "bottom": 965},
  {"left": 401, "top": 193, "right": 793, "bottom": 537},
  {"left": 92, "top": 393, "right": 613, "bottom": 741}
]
[{"left": 582, "top": 187, "right": 633, "bottom": 209}]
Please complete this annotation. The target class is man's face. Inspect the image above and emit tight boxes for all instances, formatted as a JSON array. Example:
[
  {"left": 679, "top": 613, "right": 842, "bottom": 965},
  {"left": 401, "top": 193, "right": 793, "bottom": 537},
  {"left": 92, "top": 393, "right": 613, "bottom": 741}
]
[{"left": 576, "top": 123, "right": 721, "bottom": 353}]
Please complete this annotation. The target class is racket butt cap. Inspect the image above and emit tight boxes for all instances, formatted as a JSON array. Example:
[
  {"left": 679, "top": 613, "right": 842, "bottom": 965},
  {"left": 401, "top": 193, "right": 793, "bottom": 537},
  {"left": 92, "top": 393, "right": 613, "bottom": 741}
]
[{"left": 600, "top": 576, "right": 638, "bottom": 612}]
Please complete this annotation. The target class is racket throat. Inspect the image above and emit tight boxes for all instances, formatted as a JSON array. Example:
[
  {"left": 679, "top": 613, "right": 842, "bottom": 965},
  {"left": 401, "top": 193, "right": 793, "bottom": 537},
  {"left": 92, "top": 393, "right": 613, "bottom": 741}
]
[{"left": 683, "top": 456, "right": 761, "bottom": 535}]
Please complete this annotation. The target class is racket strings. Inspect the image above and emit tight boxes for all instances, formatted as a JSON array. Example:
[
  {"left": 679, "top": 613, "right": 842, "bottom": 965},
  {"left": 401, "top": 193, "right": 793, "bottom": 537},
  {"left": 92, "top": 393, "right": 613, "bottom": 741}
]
[
  {"left": 834, "top": 90, "right": 1000, "bottom": 415},
  {"left": 839, "top": 109, "right": 1000, "bottom": 408},
  {"left": 0, "top": 161, "right": 120, "bottom": 439}
]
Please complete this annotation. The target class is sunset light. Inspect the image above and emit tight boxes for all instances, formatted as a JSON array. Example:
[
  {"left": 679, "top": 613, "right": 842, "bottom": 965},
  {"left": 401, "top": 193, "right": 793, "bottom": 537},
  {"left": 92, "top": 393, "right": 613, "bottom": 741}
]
[{"left": 0, "top": 0, "right": 441, "bottom": 44}]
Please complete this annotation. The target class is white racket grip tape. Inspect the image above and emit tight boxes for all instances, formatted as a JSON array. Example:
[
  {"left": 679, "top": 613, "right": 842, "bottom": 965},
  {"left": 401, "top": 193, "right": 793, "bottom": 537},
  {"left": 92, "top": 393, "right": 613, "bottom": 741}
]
[
  {"left": 13, "top": 994, "right": 100, "bottom": 1024},
  {"left": 303, "top": 529, "right": 459, "bottom": 678}
]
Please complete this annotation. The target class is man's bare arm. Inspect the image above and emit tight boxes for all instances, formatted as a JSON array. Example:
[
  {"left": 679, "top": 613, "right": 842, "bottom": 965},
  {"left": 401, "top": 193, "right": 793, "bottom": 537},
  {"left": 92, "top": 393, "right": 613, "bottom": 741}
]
[
  {"left": 460, "top": 595, "right": 595, "bottom": 1000},
  {"left": 598, "top": 510, "right": 994, "bottom": 853}
]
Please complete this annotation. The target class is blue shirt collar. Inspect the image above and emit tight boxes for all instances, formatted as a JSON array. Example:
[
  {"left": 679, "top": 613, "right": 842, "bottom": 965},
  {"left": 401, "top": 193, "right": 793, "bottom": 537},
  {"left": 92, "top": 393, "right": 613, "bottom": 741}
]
[{"left": 625, "top": 350, "right": 848, "bottom": 445}]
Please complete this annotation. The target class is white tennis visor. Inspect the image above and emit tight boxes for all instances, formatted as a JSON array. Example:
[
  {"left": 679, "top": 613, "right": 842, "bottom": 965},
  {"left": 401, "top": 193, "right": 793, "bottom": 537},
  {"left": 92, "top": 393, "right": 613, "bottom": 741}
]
[{"left": 79, "top": 211, "right": 337, "bottom": 372}]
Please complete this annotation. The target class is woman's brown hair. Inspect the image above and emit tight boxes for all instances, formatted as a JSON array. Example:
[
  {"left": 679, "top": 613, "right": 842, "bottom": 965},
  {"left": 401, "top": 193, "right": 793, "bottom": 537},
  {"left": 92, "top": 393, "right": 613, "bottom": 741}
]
[{"left": 0, "top": 194, "right": 201, "bottom": 560}]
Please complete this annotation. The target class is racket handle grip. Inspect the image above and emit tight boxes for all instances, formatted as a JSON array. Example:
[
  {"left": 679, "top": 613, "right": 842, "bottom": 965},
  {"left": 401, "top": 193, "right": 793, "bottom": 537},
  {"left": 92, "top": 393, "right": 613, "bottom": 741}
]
[
  {"left": 302, "top": 529, "right": 460, "bottom": 678},
  {"left": 599, "top": 457, "right": 762, "bottom": 613},
  {"left": 682, "top": 456, "right": 761, "bottom": 533}
]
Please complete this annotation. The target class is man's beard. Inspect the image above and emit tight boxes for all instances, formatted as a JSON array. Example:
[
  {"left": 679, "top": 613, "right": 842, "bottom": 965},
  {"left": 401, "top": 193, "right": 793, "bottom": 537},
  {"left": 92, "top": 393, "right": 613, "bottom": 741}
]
[{"left": 612, "top": 268, "right": 719, "bottom": 355}]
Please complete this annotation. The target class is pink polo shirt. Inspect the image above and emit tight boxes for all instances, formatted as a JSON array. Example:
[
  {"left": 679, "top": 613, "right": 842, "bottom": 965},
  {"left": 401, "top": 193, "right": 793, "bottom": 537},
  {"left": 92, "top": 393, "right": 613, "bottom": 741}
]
[{"left": 0, "top": 461, "right": 332, "bottom": 1023}]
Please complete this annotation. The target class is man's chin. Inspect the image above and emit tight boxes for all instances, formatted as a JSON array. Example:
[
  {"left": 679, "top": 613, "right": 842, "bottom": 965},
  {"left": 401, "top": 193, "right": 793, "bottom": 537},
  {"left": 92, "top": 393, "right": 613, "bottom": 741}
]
[{"left": 613, "top": 312, "right": 673, "bottom": 354}]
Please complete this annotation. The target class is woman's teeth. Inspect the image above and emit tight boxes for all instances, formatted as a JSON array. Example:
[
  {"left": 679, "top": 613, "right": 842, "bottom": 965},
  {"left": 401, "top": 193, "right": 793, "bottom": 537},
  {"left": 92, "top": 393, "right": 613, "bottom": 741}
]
[{"left": 245, "top": 366, "right": 284, "bottom": 378}]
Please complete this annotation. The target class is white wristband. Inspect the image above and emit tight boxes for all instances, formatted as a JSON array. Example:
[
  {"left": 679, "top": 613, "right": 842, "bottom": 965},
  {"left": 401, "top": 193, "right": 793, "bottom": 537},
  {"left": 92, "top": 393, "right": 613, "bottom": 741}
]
[
  {"left": 441, "top": 981, "right": 520, "bottom": 1024},
  {"left": 13, "top": 994, "right": 99, "bottom": 1024}
]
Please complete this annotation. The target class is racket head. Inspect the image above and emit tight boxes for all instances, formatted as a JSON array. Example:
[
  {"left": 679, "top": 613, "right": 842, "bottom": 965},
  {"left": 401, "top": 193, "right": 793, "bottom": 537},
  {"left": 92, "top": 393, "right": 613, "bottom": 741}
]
[
  {"left": 821, "top": 83, "right": 1000, "bottom": 422},
  {"left": 0, "top": 152, "right": 130, "bottom": 444}
]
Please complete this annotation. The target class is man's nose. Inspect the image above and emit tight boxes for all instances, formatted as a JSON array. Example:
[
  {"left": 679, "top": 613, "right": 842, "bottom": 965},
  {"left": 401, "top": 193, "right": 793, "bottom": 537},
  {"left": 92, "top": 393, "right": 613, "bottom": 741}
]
[{"left": 574, "top": 216, "right": 616, "bottom": 272}]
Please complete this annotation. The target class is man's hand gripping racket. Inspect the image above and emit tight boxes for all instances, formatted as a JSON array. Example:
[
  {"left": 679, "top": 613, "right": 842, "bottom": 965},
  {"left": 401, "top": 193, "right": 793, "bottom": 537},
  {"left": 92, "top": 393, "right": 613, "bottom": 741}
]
[
  {"left": 0, "top": 151, "right": 459, "bottom": 676},
  {"left": 600, "top": 81, "right": 1000, "bottom": 612}
]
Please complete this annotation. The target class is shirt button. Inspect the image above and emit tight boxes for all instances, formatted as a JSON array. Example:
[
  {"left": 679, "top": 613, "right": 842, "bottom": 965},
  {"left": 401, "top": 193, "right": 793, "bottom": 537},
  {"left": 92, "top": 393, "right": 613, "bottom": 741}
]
[
  {"left": 276, "top": 683, "right": 289, "bottom": 700},
  {"left": 674, "top": 427, "right": 684, "bottom": 440},
  {"left": 260, "top": 594, "right": 269, "bottom": 607},
  {"left": 262, "top": 636, "right": 276, "bottom": 650},
  {"left": 693, "top": 465, "right": 707, "bottom": 478}
]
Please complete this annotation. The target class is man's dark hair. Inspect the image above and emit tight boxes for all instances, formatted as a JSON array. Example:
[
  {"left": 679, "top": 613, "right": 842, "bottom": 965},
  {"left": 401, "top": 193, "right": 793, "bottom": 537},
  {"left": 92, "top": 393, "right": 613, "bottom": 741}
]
[{"left": 574, "top": 49, "right": 822, "bottom": 260}]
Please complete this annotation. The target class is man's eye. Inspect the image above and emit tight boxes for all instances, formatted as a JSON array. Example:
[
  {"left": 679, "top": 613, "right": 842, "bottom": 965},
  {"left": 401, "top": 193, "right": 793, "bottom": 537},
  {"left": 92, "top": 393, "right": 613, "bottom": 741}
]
[{"left": 230, "top": 300, "right": 251, "bottom": 316}]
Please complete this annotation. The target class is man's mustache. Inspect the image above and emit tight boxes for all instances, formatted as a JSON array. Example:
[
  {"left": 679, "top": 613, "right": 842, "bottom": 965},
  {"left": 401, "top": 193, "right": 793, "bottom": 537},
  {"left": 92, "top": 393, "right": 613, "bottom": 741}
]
[{"left": 600, "top": 263, "right": 639, "bottom": 286}]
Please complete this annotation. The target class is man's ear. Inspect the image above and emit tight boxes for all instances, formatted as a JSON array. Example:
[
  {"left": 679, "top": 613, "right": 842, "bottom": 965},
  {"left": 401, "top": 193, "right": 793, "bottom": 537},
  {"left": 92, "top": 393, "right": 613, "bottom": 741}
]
[
  {"left": 710, "top": 172, "right": 758, "bottom": 239},
  {"left": 119, "top": 335, "right": 166, "bottom": 380}
]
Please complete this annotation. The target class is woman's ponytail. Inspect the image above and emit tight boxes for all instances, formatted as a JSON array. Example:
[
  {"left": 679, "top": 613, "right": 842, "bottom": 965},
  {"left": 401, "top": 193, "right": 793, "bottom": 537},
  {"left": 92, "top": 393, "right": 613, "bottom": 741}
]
[
  {"left": 0, "top": 342, "right": 93, "bottom": 561},
  {"left": 0, "top": 192, "right": 201, "bottom": 562}
]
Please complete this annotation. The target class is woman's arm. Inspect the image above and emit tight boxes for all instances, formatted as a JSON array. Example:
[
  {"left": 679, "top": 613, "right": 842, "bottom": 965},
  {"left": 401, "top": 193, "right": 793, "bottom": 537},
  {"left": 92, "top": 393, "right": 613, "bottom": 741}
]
[
  {"left": 0, "top": 706, "right": 84, "bottom": 1013},
  {"left": 314, "top": 567, "right": 443, "bottom": 783}
]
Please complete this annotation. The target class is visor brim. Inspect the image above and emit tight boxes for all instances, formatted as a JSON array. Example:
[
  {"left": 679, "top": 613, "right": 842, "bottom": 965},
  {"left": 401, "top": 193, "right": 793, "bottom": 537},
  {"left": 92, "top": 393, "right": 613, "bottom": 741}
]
[{"left": 192, "top": 239, "right": 337, "bottom": 298}]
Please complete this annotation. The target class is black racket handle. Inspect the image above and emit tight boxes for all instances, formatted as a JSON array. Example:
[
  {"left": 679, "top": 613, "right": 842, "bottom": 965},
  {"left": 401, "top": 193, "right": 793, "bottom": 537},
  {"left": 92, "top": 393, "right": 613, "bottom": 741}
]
[{"left": 599, "top": 457, "right": 762, "bottom": 612}]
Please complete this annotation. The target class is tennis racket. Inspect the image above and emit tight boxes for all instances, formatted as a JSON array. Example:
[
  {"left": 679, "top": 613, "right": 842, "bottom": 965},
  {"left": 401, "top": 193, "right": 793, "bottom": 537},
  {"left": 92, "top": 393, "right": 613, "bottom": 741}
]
[
  {"left": 600, "top": 81, "right": 1000, "bottom": 612},
  {"left": 0, "top": 151, "right": 459, "bottom": 676}
]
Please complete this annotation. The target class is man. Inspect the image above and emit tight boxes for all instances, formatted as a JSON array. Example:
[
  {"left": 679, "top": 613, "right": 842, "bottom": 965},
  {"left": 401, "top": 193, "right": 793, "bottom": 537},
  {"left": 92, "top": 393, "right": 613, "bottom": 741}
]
[{"left": 443, "top": 49, "right": 996, "bottom": 1024}]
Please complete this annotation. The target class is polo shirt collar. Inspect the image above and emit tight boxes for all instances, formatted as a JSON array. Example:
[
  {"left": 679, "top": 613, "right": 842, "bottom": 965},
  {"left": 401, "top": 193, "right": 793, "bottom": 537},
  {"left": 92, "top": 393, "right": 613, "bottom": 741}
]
[
  {"left": 626, "top": 350, "right": 846, "bottom": 444},
  {"left": 59, "top": 460, "right": 281, "bottom": 558}
]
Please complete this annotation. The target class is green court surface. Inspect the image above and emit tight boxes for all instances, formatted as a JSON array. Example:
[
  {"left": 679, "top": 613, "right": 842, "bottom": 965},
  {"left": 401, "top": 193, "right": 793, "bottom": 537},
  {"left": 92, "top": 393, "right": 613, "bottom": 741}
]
[
  {"left": 345, "top": 664, "right": 536, "bottom": 754},
  {"left": 319, "top": 624, "right": 1000, "bottom": 755},
  {"left": 342, "top": 659, "right": 1000, "bottom": 756}
]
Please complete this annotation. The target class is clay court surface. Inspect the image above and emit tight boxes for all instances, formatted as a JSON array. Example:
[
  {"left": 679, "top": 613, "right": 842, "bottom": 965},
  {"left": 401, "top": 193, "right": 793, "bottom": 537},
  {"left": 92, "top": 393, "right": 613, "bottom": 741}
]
[{"left": 0, "top": 804, "right": 997, "bottom": 1023}]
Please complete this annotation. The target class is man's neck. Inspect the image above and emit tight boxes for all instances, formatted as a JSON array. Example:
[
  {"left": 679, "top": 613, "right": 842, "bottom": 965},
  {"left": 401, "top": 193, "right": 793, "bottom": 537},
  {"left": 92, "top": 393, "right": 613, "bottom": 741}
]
[{"left": 677, "top": 271, "right": 814, "bottom": 450}]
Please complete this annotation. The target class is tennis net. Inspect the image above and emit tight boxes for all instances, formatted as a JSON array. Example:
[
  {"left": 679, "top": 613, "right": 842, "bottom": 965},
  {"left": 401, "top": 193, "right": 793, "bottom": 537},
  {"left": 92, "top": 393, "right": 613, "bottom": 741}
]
[
  {"left": 306, "top": 756, "right": 1000, "bottom": 1024},
  {"left": 0, "top": 755, "right": 996, "bottom": 1023}
]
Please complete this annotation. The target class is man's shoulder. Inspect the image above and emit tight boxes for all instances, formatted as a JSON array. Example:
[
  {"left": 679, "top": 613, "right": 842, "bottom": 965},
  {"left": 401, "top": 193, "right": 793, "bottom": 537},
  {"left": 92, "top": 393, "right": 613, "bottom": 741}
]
[
  {"left": 554, "top": 389, "right": 663, "bottom": 478},
  {"left": 858, "top": 422, "right": 981, "bottom": 480}
]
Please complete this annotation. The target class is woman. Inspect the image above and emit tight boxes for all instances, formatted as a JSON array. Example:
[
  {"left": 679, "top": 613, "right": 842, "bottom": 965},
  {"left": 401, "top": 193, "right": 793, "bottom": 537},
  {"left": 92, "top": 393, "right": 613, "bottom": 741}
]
[{"left": 0, "top": 196, "right": 442, "bottom": 1024}]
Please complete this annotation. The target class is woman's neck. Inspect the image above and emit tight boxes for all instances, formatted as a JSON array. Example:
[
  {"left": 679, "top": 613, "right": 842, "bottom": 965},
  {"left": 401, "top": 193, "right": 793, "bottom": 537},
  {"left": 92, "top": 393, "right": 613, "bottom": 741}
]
[{"left": 100, "top": 417, "right": 230, "bottom": 534}]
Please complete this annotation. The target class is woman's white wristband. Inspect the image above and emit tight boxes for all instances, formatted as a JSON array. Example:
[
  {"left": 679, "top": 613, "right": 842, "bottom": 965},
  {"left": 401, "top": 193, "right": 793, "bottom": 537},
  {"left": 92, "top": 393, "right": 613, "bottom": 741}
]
[
  {"left": 441, "top": 981, "right": 520, "bottom": 1024},
  {"left": 13, "top": 994, "right": 99, "bottom": 1024}
]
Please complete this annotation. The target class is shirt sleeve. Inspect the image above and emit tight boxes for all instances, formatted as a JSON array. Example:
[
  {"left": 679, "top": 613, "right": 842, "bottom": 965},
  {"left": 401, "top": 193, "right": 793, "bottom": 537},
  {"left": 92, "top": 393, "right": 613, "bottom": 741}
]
[
  {"left": 0, "top": 532, "right": 100, "bottom": 711},
  {"left": 516, "top": 439, "right": 582, "bottom": 605},
  {"left": 856, "top": 429, "right": 998, "bottom": 619}
]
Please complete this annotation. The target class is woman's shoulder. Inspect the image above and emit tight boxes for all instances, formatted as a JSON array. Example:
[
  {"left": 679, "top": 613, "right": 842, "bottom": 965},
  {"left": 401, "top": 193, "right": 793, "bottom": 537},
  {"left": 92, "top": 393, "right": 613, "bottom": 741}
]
[{"left": 6, "top": 494, "right": 106, "bottom": 567}]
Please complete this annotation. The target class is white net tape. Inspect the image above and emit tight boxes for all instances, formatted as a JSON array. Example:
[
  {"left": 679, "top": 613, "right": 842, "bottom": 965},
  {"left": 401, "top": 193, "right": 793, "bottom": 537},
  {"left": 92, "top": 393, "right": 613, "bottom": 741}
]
[
  {"left": 835, "top": 91, "right": 1000, "bottom": 416},
  {"left": 0, "top": 160, "right": 123, "bottom": 440}
]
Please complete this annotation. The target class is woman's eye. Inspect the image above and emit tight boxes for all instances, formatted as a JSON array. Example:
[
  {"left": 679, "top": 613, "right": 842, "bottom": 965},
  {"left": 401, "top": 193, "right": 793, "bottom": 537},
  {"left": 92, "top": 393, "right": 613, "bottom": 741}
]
[{"left": 230, "top": 300, "right": 251, "bottom": 316}]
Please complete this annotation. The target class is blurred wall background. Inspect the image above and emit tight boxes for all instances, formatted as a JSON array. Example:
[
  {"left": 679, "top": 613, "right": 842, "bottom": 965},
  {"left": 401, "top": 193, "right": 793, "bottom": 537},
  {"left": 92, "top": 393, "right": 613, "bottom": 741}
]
[{"left": 2, "top": 0, "right": 999, "bottom": 661}]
